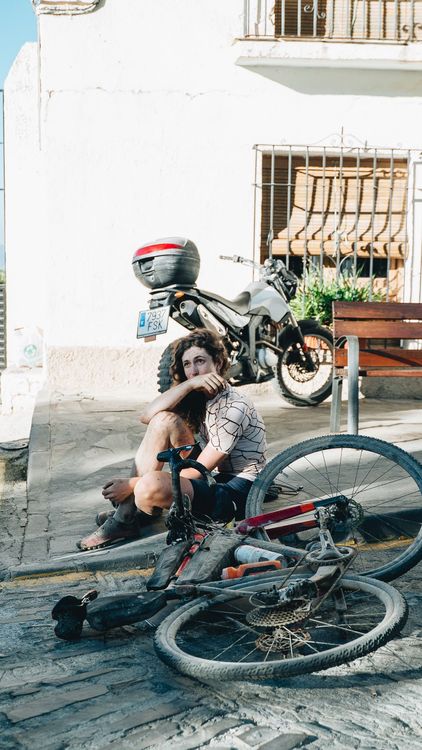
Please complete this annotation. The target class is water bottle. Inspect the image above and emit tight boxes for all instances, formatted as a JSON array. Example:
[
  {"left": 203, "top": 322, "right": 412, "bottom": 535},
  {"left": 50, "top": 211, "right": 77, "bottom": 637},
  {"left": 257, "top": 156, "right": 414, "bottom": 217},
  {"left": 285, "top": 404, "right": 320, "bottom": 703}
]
[{"left": 234, "top": 544, "right": 286, "bottom": 565}]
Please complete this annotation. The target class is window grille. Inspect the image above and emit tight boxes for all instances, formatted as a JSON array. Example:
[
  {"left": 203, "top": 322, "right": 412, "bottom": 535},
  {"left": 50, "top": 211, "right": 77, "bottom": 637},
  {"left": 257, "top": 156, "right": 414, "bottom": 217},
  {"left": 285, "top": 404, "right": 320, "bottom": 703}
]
[
  {"left": 254, "top": 144, "right": 412, "bottom": 301},
  {"left": 245, "top": 0, "right": 422, "bottom": 42}
]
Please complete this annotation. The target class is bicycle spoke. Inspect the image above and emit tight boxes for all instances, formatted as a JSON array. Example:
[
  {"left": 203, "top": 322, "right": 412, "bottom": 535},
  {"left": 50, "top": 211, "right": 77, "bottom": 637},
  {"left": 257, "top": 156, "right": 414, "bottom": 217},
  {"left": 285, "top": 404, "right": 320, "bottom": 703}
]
[
  {"left": 308, "top": 617, "right": 370, "bottom": 637},
  {"left": 212, "top": 630, "right": 251, "bottom": 659}
]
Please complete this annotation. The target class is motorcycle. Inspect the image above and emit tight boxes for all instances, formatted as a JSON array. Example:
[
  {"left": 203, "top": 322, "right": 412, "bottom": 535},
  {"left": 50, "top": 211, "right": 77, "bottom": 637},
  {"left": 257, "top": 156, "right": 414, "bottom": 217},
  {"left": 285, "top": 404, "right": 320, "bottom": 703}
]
[{"left": 132, "top": 237, "right": 333, "bottom": 406}]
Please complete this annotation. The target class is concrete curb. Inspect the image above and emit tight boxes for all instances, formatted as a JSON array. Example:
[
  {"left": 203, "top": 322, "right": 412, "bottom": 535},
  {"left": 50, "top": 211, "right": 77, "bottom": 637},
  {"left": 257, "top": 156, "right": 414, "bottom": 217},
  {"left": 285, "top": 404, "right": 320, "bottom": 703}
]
[
  {"left": 27, "top": 384, "right": 52, "bottom": 507},
  {"left": 1, "top": 532, "right": 167, "bottom": 581}
]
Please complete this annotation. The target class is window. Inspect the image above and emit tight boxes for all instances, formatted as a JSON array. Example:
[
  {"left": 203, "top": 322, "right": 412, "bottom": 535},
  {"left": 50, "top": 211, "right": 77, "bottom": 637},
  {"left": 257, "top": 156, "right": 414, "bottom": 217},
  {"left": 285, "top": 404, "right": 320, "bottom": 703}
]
[{"left": 255, "top": 145, "right": 411, "bottom": 300}]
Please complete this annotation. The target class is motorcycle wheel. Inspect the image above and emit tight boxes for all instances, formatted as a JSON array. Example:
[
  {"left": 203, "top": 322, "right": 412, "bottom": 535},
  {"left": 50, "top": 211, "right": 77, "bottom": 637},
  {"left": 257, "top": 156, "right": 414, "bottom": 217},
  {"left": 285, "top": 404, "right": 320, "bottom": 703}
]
[
  {"left": 273, "top": 322, "right": 333, "bottom": 406},
  {"left": 157, "top": 344, "right": 174, "bottom": 393}
]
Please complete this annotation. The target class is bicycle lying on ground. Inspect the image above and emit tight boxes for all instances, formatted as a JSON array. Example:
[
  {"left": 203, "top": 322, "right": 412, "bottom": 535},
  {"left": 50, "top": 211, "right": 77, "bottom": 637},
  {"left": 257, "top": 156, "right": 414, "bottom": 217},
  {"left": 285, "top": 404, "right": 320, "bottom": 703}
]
[{"left": 52, "top": 434, "right": 422, "bottom": 681}]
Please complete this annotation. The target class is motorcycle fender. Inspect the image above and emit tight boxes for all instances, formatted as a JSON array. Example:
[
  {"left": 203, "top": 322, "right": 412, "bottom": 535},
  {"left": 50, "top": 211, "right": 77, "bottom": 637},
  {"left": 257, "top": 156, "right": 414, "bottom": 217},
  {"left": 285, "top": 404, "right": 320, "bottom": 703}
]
[
  {"left": 278, "top": 319, "right": 323, "bottom": 350},
  {"left": 278, "top": 323, "right": 301, "bottom": 350},
  {"left": 149, "top": 290, "right": 180, "bottom": 309},
  {"left": 149, "top": 289, "right": 204, "bottom": 329},
  {"left": 297, "top": 318, "right": 321, "bottom": 331}
]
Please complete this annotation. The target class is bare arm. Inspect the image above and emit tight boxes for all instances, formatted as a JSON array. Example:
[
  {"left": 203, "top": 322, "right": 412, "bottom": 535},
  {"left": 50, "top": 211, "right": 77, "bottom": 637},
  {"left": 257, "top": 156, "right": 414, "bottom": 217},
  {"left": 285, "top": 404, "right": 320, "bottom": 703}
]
[
  {"left": 180, "top": 443, "right": 228, "bottom": 480},
  {"left": 140, "top": 373, "right": 226, "bottom": 424},
  {"left": 140, "top": 380, "right": 193, "bottom": 424}
]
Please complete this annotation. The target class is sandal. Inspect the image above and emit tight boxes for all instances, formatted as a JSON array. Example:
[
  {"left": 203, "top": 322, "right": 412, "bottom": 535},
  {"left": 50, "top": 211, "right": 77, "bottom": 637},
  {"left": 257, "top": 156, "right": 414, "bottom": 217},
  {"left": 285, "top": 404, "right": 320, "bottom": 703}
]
[
  {"left": 95, "top": 508, "right": 163, "bottom": 528},
  {"left": 77, "top": 517, "right": 140, "bottom": 551},
  {"left": 95, "top": 509, "right": 115, "bottom": 527}
]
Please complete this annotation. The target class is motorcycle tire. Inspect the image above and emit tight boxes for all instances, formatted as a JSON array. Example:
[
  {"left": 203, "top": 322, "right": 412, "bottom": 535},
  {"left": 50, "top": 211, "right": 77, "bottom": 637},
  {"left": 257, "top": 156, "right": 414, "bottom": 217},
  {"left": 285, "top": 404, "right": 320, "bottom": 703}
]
[
  {"left": 157, "top": 344, "right": 174, "bottom": 393},
  {"left": 273, "top": 322, "right": 333, "bottom": 407}
]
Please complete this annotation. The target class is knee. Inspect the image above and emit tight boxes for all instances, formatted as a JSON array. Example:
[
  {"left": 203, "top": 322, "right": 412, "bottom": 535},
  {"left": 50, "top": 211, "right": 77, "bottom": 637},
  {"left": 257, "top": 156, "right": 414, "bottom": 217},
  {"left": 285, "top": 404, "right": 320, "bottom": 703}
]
[
  {"left": 148, "top": 411, "right": 182, "bottom": 432},
  {"left": 134, "top": 471, "right": 167, "bottom": 508}
]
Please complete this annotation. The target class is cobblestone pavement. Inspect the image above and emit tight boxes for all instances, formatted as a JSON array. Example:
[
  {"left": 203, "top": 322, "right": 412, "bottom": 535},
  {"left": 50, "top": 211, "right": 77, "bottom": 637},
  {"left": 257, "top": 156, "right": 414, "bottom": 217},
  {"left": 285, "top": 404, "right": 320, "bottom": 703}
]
[
  {"left": 1, "top": 392, "right": 422, "bottom": 748},
  {"left": 1, "top": 565, "right": 421, "bottom": 750}
]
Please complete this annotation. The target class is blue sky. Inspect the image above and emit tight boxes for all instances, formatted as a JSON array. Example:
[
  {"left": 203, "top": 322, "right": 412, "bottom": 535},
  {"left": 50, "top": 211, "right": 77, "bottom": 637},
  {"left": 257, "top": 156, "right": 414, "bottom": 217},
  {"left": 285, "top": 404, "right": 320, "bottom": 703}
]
[
  {"left": 1, "top": 0, "right": 37, "bottom": 267},
  {"left": 0, "top": 0, "right": 37, "bottom": 87}
]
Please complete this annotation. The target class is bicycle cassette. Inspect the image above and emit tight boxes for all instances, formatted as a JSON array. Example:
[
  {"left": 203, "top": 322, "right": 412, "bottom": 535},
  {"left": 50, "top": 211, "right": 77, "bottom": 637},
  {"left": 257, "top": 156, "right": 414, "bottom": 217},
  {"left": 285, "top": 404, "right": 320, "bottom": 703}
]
[{"left": 246, "top": 599, "right": 310, "bottom": 628}]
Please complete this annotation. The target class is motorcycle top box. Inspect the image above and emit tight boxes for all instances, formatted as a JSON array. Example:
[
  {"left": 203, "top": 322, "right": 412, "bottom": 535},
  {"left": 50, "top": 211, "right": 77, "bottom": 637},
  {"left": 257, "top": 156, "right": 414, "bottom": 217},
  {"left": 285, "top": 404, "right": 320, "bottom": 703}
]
[{"left": 132, "top": 237, "right": 200, "bottom": 290}]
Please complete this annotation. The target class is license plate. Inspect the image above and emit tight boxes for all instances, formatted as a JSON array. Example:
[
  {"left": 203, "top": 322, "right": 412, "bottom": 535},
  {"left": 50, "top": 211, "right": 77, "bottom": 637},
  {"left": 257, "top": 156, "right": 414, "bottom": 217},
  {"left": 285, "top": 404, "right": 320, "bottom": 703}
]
[{"left": 137, "top": 306, "right": 170, "bottom": 338}]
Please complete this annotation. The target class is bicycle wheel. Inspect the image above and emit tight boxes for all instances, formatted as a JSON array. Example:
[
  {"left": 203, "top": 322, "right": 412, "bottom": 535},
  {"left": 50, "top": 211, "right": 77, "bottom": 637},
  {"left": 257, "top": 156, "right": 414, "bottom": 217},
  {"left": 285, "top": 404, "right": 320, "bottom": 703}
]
[
  {"left": 154, "top": 574, "right": 407, "bottom": 681},
  {"left": 246, "top": 434, "right": 422, "bottom": 581}
]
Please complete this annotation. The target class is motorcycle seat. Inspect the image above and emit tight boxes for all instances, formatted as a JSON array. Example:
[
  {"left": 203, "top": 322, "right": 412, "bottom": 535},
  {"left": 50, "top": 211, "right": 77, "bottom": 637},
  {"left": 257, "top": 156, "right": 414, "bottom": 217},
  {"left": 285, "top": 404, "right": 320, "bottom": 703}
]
[{"left": 198, "top": 289, "right": 251, "bottom": 315}]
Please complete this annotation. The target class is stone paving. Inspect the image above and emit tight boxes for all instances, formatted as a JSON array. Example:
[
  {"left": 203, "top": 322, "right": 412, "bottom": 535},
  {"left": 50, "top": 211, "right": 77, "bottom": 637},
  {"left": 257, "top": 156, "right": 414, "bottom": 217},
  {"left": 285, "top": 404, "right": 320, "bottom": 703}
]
[{"left": 1, "top": 390, "right": 422, "bottom": 748}]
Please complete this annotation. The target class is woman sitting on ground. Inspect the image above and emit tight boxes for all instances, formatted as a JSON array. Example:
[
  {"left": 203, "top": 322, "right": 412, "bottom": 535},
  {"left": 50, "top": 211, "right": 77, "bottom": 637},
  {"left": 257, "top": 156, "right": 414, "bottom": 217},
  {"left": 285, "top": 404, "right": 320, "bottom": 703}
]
[{"left": 78, "top": 328, "right": 267, "bottom": 550}]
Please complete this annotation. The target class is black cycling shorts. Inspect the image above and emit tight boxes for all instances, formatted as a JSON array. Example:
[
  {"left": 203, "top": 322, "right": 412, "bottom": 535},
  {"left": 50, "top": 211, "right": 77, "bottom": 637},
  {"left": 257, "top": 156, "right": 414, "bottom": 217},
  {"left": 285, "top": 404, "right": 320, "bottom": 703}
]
[{"left": 190, "top": 473, "right": 253, "bottom": 523}]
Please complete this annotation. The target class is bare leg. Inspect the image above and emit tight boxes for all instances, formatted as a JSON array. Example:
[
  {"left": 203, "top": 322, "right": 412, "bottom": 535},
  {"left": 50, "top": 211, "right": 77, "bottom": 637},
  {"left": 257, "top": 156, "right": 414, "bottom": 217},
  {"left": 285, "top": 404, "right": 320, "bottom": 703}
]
[
  {"left": 134, "top": 471, "right": 194, "bottom": 516},
  {"left": 101, "top": 411, "right": 195, "bottom": 504},
  {"left": 78, "top": 412, "right": 195, "bottom": 550},
  {"left": 115, "top": 412, "right": 194, "bottom": 522},
  {"left": 135, "top": 411, "right": 195, "bottom": 475}
]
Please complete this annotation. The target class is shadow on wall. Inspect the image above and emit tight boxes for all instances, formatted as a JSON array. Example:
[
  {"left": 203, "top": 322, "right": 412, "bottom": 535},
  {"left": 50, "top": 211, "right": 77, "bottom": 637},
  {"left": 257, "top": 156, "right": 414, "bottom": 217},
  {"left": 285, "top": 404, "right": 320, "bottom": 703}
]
[{"left": 240, "top": 64, "right": 422, "bottom": 97}]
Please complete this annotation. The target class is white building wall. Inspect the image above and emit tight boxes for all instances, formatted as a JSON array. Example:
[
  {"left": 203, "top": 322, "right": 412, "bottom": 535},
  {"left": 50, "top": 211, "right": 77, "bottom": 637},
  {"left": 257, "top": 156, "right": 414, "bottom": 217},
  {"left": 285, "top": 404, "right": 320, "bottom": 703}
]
[
  {"left": 4, "top": 0, "right": 422, "bottom": 395},
  {"left": 4, "top": 43, "right": 45, "bottom": 364}
]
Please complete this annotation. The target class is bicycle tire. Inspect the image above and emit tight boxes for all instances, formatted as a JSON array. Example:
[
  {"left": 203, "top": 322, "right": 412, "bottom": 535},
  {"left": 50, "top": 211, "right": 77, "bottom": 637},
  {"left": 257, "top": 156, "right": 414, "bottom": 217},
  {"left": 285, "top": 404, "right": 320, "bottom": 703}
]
[
  {"left": 246, "top": 434, "right": 422, "bottom": 581},
  {"left": 154, "top": 573, "right": 407, "bottom": 681}
]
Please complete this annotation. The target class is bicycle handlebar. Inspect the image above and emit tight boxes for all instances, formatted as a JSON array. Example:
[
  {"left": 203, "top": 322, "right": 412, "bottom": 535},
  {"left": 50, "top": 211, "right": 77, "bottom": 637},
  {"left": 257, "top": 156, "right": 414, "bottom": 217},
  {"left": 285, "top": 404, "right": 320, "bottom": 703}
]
[
  {"left": 177, "top": 458, "right": 216, "bottom": 487},
  {"left": 157, "top": 445, "right": 215, "bottom": 485},
  {"left": 157, "top": 445, "right": 216, "bottom": 521}
]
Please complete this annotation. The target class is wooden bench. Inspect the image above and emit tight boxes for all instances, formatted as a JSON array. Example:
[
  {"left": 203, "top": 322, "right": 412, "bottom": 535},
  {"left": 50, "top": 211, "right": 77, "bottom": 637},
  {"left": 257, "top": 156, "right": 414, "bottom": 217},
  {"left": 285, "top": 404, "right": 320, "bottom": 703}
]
[{"left": 330, "top": 301, "right": 422, "bottom": 434}]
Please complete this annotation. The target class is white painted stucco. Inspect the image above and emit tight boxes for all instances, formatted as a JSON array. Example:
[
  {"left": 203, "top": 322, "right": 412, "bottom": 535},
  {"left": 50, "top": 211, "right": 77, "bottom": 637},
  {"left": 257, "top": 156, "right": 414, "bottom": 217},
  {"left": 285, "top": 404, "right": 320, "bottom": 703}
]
[{"left": 4, "top": 0, "right": 422, "bottom": 395}]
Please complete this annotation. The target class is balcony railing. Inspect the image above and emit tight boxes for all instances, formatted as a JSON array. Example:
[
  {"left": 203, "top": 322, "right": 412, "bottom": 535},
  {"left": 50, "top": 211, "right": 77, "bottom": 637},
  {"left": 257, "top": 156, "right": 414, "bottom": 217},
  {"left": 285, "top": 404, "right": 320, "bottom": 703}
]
[{"left": 244, "top": 0, "right": 422, "bottom": 42}]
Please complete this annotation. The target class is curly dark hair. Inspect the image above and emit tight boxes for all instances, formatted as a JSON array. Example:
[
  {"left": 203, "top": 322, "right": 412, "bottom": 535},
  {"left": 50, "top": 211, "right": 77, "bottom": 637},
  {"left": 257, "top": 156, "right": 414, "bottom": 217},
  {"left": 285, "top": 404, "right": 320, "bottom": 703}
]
[
  {"left": 169, "top": 329, "right": 230, "bottom": 433},
  {"left": 170, "top": 328, "right": 229, "bottom": 383}
]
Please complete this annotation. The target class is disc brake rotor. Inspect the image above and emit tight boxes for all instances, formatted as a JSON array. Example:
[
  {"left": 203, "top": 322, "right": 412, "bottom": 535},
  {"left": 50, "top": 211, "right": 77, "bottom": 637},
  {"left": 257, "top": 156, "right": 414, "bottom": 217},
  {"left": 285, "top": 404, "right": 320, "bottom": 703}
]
[
  {"left": 285, "top": 350, "right": 319, "bottom": 383},
  {"left": 328, "top": 498, "right": 365, "bottom": 531}
]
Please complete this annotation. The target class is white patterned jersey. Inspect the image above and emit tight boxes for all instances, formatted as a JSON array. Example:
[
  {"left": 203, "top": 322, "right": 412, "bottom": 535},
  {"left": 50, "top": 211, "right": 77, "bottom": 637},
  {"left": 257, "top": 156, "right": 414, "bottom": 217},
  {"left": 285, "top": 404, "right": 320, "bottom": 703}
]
[{"left": 199, "top": 385, "right": 267, "bottom": 481}]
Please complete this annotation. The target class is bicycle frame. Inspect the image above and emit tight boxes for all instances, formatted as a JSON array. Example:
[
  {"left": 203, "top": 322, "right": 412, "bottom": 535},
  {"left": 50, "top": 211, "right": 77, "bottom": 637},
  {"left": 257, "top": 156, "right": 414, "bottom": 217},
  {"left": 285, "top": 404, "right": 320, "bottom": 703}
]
[
  {"left": 236, "top": 495, "right": 349, "bottom": 539},
  {"left": 52, "top": 443, "right": 409, "bottom": 683}
]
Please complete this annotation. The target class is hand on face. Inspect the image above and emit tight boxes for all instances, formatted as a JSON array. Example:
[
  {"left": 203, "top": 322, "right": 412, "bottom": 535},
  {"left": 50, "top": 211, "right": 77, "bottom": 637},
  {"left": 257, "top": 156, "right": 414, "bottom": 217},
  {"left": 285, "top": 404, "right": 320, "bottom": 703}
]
[
  {"left": 189, "top": 372, "right": 226, "bottom": 397},
  {"left": 182, "top": 346, "right": 226, "bottom": 397}
]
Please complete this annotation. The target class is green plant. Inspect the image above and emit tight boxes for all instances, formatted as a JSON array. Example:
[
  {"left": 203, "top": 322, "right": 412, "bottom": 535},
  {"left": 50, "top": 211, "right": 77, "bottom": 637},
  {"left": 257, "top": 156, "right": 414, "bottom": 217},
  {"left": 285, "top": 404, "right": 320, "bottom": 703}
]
[
  {"left": 0, "top": 269, "right": 5, "bottom": 284},
  {"left": 290, "top": 268, "right": 385, "bottom": 326}
]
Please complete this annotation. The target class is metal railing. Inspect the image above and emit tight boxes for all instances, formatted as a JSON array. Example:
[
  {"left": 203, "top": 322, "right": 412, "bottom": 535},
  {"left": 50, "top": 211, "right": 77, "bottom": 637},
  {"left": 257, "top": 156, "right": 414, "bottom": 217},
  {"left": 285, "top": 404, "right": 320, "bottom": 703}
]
[
  {"left": 244, "top": 0, "right": 422, "bottom": 42},
  {"left": 252, "top": 142, "right": 422, "bottom": 303}
]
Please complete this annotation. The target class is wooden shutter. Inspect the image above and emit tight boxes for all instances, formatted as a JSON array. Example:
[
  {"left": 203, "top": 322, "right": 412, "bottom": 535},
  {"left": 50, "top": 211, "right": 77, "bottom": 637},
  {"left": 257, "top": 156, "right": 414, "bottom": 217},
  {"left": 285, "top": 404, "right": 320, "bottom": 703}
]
[{"left": 261, "top": 153, "right": 408, "bottom": 261}]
